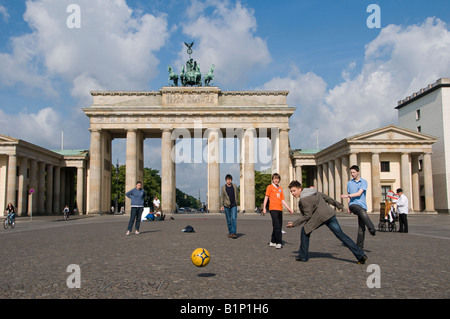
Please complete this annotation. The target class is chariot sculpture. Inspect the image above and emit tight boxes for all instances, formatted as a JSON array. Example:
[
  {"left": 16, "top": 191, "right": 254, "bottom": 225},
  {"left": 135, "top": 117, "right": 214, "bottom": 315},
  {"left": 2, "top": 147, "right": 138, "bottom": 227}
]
[{"left": 167, "top": 41, "right": 215, "bottom": 87}]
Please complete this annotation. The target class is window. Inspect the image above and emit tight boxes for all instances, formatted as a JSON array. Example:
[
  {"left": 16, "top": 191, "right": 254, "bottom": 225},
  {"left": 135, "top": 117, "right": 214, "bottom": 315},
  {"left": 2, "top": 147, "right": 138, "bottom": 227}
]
[
  {"left": 416, "top": 109, "right": 421, "bottom": 120},
  {"left": 381, "top": 186, "right": 391, "bottom": 201},
  {"left": 380, "top": 161, "right": 390, "bottom": 172},
  {"left": 417, "top": 126, "right": 421, "bottom": 132}
]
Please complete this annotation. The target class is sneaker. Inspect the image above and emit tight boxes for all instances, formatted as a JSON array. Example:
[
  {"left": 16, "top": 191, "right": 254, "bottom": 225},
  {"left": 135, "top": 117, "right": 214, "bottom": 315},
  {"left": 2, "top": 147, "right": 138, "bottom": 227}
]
[
  {"left": 276, "top": 244, "right": 282, "bottom": 249},
  {"left": 357, "top": 255, "right": 368, "bottom": 264},
  {"left": 295, "top": 256, "right": 308, "bottom": 262},
  {"left": 268, "top": 242, "right": 276, "bottom": 247},
  {"left": 232, "top": 234, "right": 237, "bottom": 239},
  {"left": 369, "top": 229, "right": 376, "bottom": 236}
]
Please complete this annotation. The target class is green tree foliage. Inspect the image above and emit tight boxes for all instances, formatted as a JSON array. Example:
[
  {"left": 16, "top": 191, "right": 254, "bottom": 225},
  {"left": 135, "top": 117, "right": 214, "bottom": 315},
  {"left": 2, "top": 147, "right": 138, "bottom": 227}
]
[
  {"left": 254, "top": 170, "right": 272, "bottom": 208},
  {"left": 111, "top": 165, "right": 197, "bottom": 208},
  {"left": 176, "top": 189, "right": 200, "bottom": 209}
]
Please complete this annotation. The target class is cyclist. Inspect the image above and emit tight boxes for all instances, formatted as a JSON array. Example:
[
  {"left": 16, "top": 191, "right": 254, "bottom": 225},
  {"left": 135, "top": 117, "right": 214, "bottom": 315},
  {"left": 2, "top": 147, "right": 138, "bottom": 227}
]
[
  {"left": 63, "top": 204, "right": 70, "bottom": 220},
  {"left": 5, "top": 202, "right": 15, "bottom": 225}
]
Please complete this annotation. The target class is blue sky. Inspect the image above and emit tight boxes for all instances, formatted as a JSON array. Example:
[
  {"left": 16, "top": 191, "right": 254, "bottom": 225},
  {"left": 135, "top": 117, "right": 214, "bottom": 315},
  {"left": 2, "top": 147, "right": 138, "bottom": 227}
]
[{"left": 1, "top": 0, "right": 450, "bottom": 199}]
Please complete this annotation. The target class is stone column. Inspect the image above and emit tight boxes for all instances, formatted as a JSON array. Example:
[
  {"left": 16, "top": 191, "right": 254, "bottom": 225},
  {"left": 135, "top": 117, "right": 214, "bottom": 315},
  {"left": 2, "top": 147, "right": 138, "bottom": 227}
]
[
  {"left": 125, "top": 129, "right": 137, "bottom": 214},
  {"left": 279, "top": 128, "right": 290, "bottom": 204},
  {"left": 411, "top": 154, "right": 421, "bottom": 212},
  {"left": 6, "top": 155, "right": 17, "bottom": 207},
  {"left": 17, "top": 157, "right": 27, "bottom": 216},
  {"left": 207, "top": 128, "right": 221, "bottom": 214},
  {"left": 423, "top": 152, "right": 435, "bottom": 212},
  {"left": 38, "top": 162, "right": 46, "bottom": 214},
  {"left": 53, "top": 166, "right": 60, "bottom": 214},
  {"left": 334, "top": 157, "right": 342, "bottom": 204},
  {"left": 88, "top": 129, "right": 102, "bottom": 214},
  {"left": 322, "top": 162, "right": 328, "bottom": 195},
  {"left": 60, "top": 168, "right": 66, "bottom": 211},
  {"left": 46, "top": 165, "right": 53, "bottom": 214},
  {"left": 294, "top": 163, "right": 302, "bottom": 212},
  {"left": 77, "top": 166, "right": 85, "bottom": 214},
  {"left": 161, "top": 129, "right": 175, "bottom": 214},
  {"left": 400, "top": 152, "right": 411, "bottom": 211},
  {"left": 28, "top": 159, "right": 38, "bottom": 214},
  {"left": 241, "top": 128, "right": 255, "bottom": 213},
  {"left": 317, "top": 164, "right": 323, "bottom": 193},
  {"left": 349, "top": 152, "right": 358, "bottom": 167},
  {"left": 371, "top": 152, "right": 381, "bottom": 213},
  {"left": 341, "top": 156, "right": 349, "bottom": 210},
  {"left": 328, "top": 160, "right": 335, "bottom": 200}
]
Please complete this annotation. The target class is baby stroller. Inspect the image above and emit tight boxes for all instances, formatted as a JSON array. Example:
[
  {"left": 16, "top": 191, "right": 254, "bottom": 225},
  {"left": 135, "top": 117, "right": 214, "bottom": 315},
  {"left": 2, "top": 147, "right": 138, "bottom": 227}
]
[{"left": 378, "top": 195, "right": 398, "bottom": 232}]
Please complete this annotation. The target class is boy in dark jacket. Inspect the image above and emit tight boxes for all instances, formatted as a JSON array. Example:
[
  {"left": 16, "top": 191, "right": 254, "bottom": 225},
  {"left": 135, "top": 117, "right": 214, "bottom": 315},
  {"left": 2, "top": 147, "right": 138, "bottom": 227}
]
[{"left": 287, "top": 181, "right": 368, "bottom": 264}]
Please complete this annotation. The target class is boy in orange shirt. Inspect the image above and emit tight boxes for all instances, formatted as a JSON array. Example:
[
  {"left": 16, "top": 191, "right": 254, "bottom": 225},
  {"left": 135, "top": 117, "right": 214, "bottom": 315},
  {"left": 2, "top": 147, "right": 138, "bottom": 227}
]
[{"left": 262, "top": 173, "right": 293, "bottom": 248}]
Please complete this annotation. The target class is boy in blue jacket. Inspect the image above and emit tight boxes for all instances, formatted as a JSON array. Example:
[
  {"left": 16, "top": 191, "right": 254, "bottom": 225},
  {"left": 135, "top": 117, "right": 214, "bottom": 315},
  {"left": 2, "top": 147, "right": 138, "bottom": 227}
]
[{"left": 126, "top": 181, "right": 146, "bottom": 235}]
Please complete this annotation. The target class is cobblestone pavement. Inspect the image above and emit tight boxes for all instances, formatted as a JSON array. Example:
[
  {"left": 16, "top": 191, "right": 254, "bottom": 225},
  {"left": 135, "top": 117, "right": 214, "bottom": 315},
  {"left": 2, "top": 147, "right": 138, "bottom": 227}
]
[{"left": 0, "top": 212, "right": 449, "bottom": 301}]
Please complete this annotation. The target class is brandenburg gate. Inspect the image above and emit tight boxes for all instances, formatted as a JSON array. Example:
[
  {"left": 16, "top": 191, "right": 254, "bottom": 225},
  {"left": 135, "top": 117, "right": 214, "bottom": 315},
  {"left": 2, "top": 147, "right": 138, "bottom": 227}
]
[{"left": 82, "top": 87, "right": 295, "bottom": 214}]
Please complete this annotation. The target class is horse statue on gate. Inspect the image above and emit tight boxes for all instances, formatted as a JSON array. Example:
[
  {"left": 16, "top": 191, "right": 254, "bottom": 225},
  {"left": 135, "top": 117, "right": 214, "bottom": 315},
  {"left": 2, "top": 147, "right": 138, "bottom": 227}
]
[
  {"left": 168, "top": 65, "right": 179, "bottom": 86},
  {"left": 203, "top": 64, "right": 215, "bottom": 86}
]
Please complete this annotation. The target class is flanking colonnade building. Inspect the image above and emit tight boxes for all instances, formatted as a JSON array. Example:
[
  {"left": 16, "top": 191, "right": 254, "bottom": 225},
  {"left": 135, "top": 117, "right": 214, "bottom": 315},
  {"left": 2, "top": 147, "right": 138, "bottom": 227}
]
[{"left": 0, "top": 84, "right": 442, "bottom": 216}]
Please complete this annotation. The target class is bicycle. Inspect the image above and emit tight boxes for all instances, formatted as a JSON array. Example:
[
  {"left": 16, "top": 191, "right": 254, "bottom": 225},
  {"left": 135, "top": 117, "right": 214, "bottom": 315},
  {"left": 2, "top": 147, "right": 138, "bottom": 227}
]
[
  {"left": 63, "top": 209, "right": 70, "bottom": 221},
  {"left": 3, "top": 213, "right": 15, "bottom": 229}
]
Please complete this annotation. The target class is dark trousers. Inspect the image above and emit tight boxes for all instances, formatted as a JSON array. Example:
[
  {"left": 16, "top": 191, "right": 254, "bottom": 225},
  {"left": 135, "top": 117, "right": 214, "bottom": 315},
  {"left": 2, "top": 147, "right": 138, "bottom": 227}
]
[
  {"left": 349, "top": 204, "right": 375, "bottom": 250},
  {"left": 398, "top": 213, "right": 408, "bottom": 233},
  {"left": 127, "top": 207, "right": 143, "bottom": 232},
  {"left": 298, "top": 216, "right": 365, "bottom": 261},
  {"left": 270, "top": 210, "right": 283, "bottom": 244}
]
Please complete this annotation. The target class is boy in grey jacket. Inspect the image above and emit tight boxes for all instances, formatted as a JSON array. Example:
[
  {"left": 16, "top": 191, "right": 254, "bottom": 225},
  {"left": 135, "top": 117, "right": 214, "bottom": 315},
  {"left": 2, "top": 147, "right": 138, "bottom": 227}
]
[{"left": 287, "top": 181, "right": 368, "bottom": 264}]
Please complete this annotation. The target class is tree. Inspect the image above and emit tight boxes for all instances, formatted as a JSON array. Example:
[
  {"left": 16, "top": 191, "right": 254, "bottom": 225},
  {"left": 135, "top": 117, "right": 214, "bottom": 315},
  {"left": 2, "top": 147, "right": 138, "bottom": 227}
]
[
  {"left": 111, "top": 165, "right": 197, "bottom": 209},
  {"left": 255, "top": 170, "right": 272, "bottom": 208}
]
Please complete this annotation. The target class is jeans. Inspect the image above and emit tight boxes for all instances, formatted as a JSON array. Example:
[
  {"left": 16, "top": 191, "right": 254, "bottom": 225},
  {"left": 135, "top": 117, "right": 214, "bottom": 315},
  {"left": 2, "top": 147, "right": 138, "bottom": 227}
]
[
  {"left": 127, "top": 207, "right": 143, "bottom": 232},
  {"left": 270, "top": 210, "right": 283, "bottom": 244},
  {"left": 349, "top": 204, "right": 375, "bottom": 250},
  {"left": 224, "top": 206, "right": 237, "bottom": 234},
  {"left": 298, "top": 215, "right": 365, "bottom": 261}
]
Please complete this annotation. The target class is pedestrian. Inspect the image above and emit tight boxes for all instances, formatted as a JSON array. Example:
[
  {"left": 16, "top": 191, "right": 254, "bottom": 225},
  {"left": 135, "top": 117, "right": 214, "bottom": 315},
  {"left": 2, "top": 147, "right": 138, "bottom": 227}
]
[
  {"left": 287, "top": 181, "right": 368, "bottom": 264},
  {"left": 125, "top": 181, "right": 146, "bottom": 236},
  {"left": 393, "top": 188, "right": 409, "bottom": 233},
  {"left": 220, "top": 174, "right": 239, "bottom": 239},
  {"left": 153, "top": 196, "right": 160, "bottom": 213},
  {"left": 341, "top": 165, "right": 376, "bottom": 250},
  {"left": 262, "top": 173, "right": 293, "bottom": 249}
]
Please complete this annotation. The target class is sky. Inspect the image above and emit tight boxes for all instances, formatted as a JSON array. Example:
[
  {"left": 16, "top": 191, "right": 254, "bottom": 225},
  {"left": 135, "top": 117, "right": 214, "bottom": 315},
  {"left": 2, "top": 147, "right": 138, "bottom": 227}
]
[{"left": 1, "top": 0, "right": 450, "bottom": 201}]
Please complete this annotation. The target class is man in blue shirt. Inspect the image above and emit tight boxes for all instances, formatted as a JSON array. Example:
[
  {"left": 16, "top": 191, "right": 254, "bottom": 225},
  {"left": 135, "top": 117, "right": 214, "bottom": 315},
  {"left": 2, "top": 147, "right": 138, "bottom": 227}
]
[{"left": 341, "top": 165, "right": 376, "bottom": 250}]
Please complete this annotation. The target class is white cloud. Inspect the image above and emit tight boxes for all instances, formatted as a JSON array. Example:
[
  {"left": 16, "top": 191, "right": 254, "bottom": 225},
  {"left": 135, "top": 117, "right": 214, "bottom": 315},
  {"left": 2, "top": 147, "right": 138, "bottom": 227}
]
[
  {"left": 0, "top": 4, "right": 9, "bottom": 22},
  {"left": 0, "top": 0, "right": 170, "bottom": 102},
  {"left": 0, "top": 107, "right": 61, "bottom": 148},
  {"left": 176, "top": 0, "right": 271, "bottom": 86},
  {"left": 264, "top": 17, "right": 450, "bottom": 150}
]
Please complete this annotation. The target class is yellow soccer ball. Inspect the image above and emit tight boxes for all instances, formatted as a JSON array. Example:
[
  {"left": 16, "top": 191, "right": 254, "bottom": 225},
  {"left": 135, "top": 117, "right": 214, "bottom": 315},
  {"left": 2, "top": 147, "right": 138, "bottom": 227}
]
[{"left": 191, "top": 248, "right": 210, "bottom": 267}]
